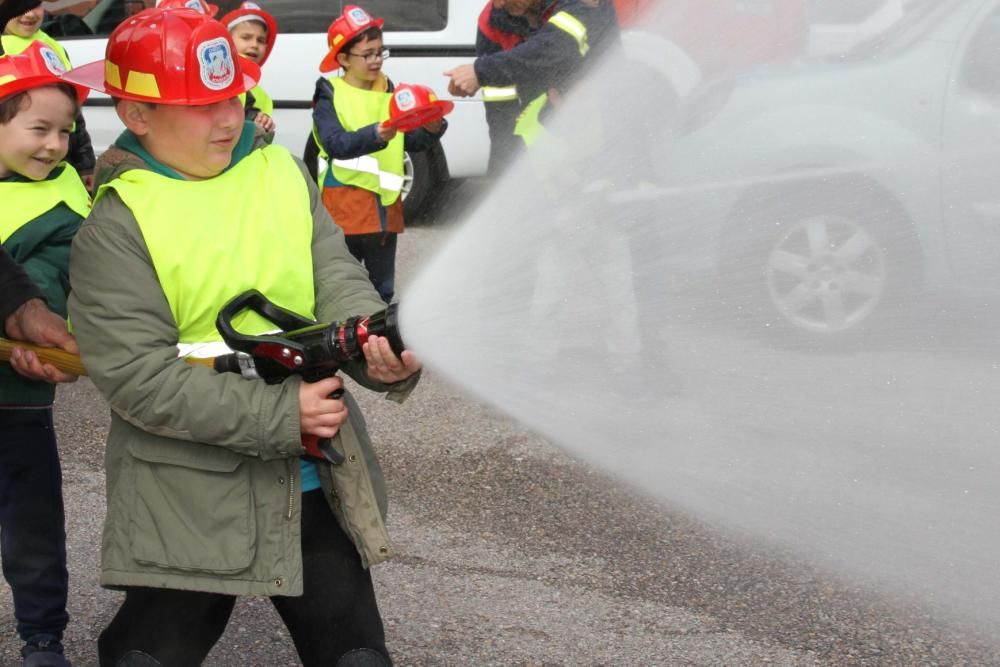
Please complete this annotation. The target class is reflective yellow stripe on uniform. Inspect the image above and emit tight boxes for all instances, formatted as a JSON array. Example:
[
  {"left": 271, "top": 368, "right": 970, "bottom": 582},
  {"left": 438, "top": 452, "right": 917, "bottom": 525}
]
[
  {"left": 331, "top": 155, "right": 404, "bottom": 193},
  {"left": 549, "top": 11, "right": 589, "bottom": 57},
  {"left": 482, "top": 85, "right": 518, "bottom": 102}
]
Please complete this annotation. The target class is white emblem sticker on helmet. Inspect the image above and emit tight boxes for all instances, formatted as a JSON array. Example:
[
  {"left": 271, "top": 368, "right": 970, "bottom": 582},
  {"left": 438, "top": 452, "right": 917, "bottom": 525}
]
[
  {"left": 197, "top": 38, "right": 235, "bottom": 91},
  {"left": 243, "top": 1, "right": 260, "bottom": 8},
  {"left": 348, "top": 7, "right": 370, "bottom": 26},
  {"left": 395, "top": 88, "right": 416, "bottom": 112},
  {"left": 185, "top": 0, "right": 206, "bottom": 12},
  {"left": 39, "top": 47, "right": 66, "bottom": 75}
]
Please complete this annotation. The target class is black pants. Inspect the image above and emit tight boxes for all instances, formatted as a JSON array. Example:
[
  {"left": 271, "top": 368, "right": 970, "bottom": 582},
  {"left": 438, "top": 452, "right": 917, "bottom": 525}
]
[
  {"left": 345, "top": 233, "right": 397, "bottom": 304},
  {"left": 97, "top": 490, "right": 389, "bottom": 666},
  {"left": 0, "top": 407, "right": 69, "bottom": 644}
]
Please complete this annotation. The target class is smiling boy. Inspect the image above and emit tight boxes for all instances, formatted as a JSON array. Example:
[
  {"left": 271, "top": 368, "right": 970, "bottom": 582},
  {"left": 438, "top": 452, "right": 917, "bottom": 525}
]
[
  {"left": 0, "top": 40, "right": 90, "bottom": 667},
  {"left": 222, "top": 1, "right": 278, "bottom": 132}
]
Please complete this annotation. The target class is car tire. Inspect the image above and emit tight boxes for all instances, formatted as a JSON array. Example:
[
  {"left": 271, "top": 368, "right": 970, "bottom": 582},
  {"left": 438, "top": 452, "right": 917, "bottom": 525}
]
[
  {"left": 402, "top": 150, "right": 437, "bottom": 222},
  {"left": 723, "top": 183, "right": 921, "bottom": 344}
]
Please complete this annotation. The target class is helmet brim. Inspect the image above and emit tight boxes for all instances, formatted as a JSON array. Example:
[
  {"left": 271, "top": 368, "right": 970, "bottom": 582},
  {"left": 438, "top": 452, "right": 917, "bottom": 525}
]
[
  {"left": 0, "top": 74, "right": 90, "bottom": 104},
  {"left": 383, "top": 99, "right": 454, "bottom": 133},
  {"left": 61, "top": 57, "right": 260, "bottom": 105}
]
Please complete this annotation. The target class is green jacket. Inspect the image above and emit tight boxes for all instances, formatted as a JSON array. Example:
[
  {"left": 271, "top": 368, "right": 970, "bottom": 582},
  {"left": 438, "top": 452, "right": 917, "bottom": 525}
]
[
  {"left": 0, "top": 167, "right": 83, "bottom": 406},
  {"left": 68, "top": 126, "right": 418, "bottom": 596}
]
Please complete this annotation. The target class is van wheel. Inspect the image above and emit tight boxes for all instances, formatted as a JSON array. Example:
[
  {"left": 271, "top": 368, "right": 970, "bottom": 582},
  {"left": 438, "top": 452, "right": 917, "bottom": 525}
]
[{"left": 402, "top": 151, "right": 436, "bottom": 221}]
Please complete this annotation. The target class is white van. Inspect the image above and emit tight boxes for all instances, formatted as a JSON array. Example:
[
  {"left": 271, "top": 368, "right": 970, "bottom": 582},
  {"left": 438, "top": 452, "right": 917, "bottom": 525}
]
[{"left": 47, "top": 0, "right": 488, "bottom": 217}]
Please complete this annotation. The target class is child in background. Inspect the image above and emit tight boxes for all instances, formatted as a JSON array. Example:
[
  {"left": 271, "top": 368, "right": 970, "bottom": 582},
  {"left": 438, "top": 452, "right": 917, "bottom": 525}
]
[
  {"left": 222, "top": 1, "right": 278, "bottom": 133},
  {"left": 312, "top": 4, "right": 446, "bottom": 303},
  {"left": 0, "top": 41, "right": 89, "bottom": 667},
  {"left": 2, "top": 4, "right": 95, "bottom": 189}
]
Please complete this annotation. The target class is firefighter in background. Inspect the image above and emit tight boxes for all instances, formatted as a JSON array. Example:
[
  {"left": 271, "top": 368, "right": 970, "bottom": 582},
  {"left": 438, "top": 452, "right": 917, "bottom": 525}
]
[
  {"left": 445, "top": 0, "right": 620, "bottom": 146},
  {"left": 475, "top": 0, "right": 532, "bottom": 176}
]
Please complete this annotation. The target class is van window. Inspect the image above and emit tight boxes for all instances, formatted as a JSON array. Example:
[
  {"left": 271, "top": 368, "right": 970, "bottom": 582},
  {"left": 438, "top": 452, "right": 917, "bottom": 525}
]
[{"left": 45, "top": 0, "right": 448, "bottom": 38}]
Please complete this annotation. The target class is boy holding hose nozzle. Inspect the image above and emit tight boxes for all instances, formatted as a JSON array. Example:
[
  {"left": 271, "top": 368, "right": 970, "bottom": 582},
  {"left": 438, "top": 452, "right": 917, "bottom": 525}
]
[{"left": 62, "top": 7, "right": 419, "bottom": 666}]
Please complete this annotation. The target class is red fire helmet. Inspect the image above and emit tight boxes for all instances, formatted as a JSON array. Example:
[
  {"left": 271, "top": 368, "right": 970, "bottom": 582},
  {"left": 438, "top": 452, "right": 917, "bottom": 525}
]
[
  {"left": 220, "top": 2, "right": 278, "bottom": 66},
  {"left": 156, "top": 0, "right": 219, "bottom": 17},
  {"left": 319, "top": 5, "right": 384, "bottom": 73},
  {"left": 61, "top": 8, "right": 260, "bottom": 106},
  {"left": 382, "top": 83, "right": 454, "bottom": 133},
  {"left": 0, "top": 41, "right": 88, "bottom": 103}
]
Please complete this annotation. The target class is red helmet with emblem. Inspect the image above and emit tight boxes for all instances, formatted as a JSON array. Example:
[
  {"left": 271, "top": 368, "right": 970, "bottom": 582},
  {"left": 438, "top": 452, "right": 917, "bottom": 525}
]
[
  {"left": 382, "top": 83, "right": 454, "bottom": 133},
  {"left": 319, "top": 5, "right": 384, "bottom": 73},
  {"left": 156, "top": 0, "right": 219, "bottom": 17},
  {"left": 61, "top": 8, "right": 259, "bottom": 106},
  {"left": 220, "top": 2, "right": 278, "bottom": 66},
  {"left": 0, "top": 40, "right": 88, "bottom": 103}
]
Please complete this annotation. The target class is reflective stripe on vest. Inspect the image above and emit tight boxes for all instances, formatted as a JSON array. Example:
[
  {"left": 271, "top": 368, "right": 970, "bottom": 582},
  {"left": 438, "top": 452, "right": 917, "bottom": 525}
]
[
  {"left": 548, "top": 11, "right": 589, "bottom": 57},
  {"left": 482, "top": 85, "right": 518, "bottom": 103},
  {"left": 320, "top": 77, "right": 405, "bottom": 207},
  {"left": 0, "top": 32, "right": 72, "bottom": 68},
  {"left": 0, "top": 164, "right": 90, "bottom": 241},
  {"left": 97, "top": 144, "right": 315, "bottom": 345},
  {"left": 513, "top": 93, "right": 548, "bottom": 147}
]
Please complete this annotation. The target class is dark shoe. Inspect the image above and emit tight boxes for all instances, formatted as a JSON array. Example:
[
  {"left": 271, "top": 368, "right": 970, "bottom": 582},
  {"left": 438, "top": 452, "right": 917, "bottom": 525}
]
[
  {"left": 115, "top": 651, "right": 162, "bottom": 667},
  {"left": 336, "top": 648, "right": 391, "bottom": 667},
  {"left": 21, "top": 640, "right": 71, "bottom": 667}
]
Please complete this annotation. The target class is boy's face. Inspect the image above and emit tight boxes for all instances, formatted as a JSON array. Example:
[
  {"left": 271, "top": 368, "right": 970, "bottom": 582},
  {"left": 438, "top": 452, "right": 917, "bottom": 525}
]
[
  {"left": 230, "top": 21, "right": 268, "bottom": 65},
  {"left": 337, "top": 34, "right": 384, "bottom": 83},
  {"left": 119, "top": 96, "right": 244, "bottom": 180},
  {"left": 0, "top": 86, "right": 74, "bottom": 180},
  {"left": 4, "top": 6, "right": 44, "bottom": 38}
]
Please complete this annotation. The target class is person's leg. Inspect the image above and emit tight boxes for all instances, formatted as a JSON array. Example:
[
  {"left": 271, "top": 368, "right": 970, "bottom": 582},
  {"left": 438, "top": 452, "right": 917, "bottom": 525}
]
[
  {"left": 0, "top": 408, "right": 69, "bottom": 647},
  {"left": 271, "top": 490, "right": 390, "bottom": 667},
  {"left": 360, "top": 233, "right": 397, "bottom": 304},
  {"left": 97, "top": 587, "right": 236, "bottom": 667},
  {"left": 344, "top": 233, "right": 368, "bottom": 266}
]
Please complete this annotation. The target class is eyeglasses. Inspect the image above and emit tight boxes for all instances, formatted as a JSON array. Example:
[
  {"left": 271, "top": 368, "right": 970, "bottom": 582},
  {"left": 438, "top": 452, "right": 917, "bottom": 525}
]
[{"left": 347, "top": 48, "right": 390, "bottom": 64}]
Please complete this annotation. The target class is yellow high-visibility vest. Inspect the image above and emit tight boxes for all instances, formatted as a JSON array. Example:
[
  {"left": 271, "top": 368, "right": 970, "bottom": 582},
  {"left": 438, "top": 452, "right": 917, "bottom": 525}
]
[
  {"left": 1, "top": 31, "right": 72, "bottom": 68},
  {"left": 0, "top": 164, "right": 90, "bottom": 241},
  {"left": 97, "top": 144, "right": 315, "bottom": 345},
  {"left": 315, "top": 76, "right": 405, "bottom": 207}
]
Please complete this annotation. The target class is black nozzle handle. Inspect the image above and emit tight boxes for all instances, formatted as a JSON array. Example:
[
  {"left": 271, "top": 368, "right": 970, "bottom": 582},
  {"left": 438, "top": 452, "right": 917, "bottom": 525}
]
[{"left": 216, "top": 290, "right": 319, "bottom": 354}]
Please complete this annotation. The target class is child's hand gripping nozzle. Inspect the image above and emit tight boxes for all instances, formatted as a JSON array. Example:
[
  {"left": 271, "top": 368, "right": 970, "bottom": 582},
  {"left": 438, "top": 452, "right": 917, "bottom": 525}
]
[{"left": 210, "top": 289, "right": 404, "bottom": 465}]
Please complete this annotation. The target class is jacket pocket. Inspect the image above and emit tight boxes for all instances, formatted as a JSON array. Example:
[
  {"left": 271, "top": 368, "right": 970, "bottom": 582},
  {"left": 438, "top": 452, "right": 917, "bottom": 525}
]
[{"left": 127, "top": 438, "right": 256, "bottom": 574}]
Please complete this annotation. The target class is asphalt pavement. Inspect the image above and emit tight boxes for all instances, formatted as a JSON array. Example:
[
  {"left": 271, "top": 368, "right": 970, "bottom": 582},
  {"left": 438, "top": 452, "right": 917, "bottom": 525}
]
[{"left": 2, "top": 180, "right": 999, "bottom": 666}]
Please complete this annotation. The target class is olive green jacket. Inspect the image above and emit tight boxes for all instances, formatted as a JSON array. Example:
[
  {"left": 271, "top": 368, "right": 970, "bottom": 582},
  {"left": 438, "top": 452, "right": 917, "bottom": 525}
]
[{"left": 68, "top": 128, "right": 417, "bottom": 596}]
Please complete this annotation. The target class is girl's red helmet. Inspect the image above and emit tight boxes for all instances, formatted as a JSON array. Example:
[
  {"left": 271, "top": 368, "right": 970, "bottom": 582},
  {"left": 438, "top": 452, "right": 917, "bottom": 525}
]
[{"left": 61, "top": 8, "right": 260, "bottom": 105}]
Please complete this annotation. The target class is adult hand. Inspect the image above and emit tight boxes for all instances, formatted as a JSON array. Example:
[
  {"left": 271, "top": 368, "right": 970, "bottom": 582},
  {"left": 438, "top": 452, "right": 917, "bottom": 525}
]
[
  {"left": 5, "top": 298, "right": 78, "bottom": 353},
  {"left": 298, "top": 375, "right": 348, "bottom": 439},
  {"left": 443, "top": 64, "right": 480, "bottom": 97},
  {"left": 4, "top": 299, "right": 80, "bottom": 383},
  {"left": 363, "top": 335, "right": 421, "bottom": 384}
]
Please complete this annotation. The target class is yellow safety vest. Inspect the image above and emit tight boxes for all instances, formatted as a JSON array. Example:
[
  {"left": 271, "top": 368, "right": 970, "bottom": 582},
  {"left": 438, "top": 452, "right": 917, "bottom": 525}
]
[
  {"left": 0, "top": 164, "right": 90, "bottom": 241},
  {"left": 1, "top": 31, "right": 72, "bottom": 68},
  {"left": 317, "top": 76, "right": 405, "bottom": 207},
  {"left": 96, "top": 145, "right": 315, "bottom": 346},
  {"left": 240, "top": 85, "right": 274, "bottom": 117},
  {"left": 513, "top": 10, "right": 590, "bottom": 146}
]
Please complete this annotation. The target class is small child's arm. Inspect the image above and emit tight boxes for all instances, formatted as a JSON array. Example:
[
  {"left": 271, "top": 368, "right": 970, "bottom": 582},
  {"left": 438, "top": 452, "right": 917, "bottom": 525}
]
[{"left": 311, "top": 77, "right": 390, "bottom": 159}]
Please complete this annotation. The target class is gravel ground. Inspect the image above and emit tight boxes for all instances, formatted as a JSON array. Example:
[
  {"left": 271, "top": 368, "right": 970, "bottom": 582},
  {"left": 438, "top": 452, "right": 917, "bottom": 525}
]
[{"left": 2, "top": 182, "right": 999, "bottom": 665}]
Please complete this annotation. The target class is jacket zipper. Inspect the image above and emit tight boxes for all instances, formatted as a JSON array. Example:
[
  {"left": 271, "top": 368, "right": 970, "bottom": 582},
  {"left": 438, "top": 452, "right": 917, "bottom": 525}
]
[{"left": 287, "top": 459, "right": 295, "bottom": 520}]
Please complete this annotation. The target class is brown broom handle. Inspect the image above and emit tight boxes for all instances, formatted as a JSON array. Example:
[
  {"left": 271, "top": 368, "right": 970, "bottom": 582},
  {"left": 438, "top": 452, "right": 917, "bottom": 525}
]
[{"left": 0, "top": 338, "right": 217, "bottom": 376}]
